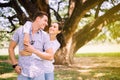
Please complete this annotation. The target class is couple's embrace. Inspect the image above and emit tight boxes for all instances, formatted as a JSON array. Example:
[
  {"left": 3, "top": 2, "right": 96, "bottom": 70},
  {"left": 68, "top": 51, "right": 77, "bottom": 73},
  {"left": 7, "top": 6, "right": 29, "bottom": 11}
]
[{"left": 9, "top": 11, "right": 65, "bottom": 80}]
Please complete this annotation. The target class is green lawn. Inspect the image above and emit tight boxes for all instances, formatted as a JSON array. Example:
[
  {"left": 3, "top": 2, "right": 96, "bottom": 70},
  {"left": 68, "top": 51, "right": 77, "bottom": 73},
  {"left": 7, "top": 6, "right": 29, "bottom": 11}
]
[
  {"left": 75, "top": 52, "right": 120, "bottom": 57},
  {"left": 0, "top": 53, "right": 120, "bottom": 80}
]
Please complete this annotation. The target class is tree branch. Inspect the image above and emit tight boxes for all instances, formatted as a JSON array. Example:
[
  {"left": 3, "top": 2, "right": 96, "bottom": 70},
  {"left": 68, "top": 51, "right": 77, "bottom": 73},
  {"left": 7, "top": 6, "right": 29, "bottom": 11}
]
[
  {"left": 95, "top": 1, "right": 103, "bottom": 18},
  {"left": 50, "top": 7, "right": 62, "bottom": 21},
  {"left": 7, "top": 15, "right": 17, "bottom": 33},
  {"left": 64, "top": 0, "right": 105, "bottom": 41},
  {"left": 18, "top": 0, "right": 39, "bottom": 19},
  {"left": 73, "top": 3, "right": 120, "bottom": 53},
  {"left": 11, "top": 0, "right": 28, "bottom": 24},
  {"left": 0, "top": 1, "right": 12, "bottom": 7}
]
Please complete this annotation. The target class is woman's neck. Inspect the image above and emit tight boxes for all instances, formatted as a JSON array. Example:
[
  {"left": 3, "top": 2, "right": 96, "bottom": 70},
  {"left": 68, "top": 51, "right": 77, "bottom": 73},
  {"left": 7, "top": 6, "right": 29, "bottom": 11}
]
[{"left": 49, "top": 34, "right": 56, "bottom": 41}]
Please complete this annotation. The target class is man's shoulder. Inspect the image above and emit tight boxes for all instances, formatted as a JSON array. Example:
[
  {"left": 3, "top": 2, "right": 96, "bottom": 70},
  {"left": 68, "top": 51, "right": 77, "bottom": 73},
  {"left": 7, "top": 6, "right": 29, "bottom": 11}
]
[
  {"left": 16, "top": 26, "right": 23, "bottom": 31},
  {"left": 25, "top": 21, "right": 32, "bottom": 26},
  {"left": 40, "top": 30, "right": 50, "bottom": 40},
  {"left": 41, "top": 30, "right": 49, "bottom": 36},
  {"left": 13, "top": 26, "right": 23, "bottom": 34}
]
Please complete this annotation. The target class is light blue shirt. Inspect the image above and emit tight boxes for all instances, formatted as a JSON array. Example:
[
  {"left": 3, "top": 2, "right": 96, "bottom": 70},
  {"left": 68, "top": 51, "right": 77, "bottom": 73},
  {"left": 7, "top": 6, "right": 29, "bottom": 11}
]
[
  {"left": 12, "top": 24, "right": 52, "bottom": 78},
  {"left": 23, "top": 21, "right": 60, "bottom": 73},
  {"left": 43, "top": 39, "right": 60, "bottom": 73}
]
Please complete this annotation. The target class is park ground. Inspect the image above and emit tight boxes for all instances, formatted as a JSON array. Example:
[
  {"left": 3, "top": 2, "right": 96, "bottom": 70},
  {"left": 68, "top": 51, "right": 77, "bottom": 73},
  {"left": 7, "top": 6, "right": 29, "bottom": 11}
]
[{"left": 0, "top": 43, "right": 120, "bottom": 80}]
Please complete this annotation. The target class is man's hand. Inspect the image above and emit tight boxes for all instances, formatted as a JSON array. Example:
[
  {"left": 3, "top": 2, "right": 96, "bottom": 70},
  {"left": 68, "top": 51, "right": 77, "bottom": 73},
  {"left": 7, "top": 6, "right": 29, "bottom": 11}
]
[
  {"left": 14, "top": 65, "right": 22, "bottom": 74},
  {"left": 24, "top": 45, "right": 36, "bottom": 53}
]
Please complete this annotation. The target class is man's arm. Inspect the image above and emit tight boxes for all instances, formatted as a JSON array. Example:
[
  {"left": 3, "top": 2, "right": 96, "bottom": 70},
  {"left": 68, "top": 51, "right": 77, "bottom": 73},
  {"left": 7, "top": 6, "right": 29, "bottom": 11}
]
[
  {"left": 24, "top": 45, "right": 54, "bottom": 60},
  {"left": 8, "top": 40, "right": 18, "bottom": 65},
  {"left": 23, "top": 21, "right": 31, "bottom": 46},
  {"left": 8, "top": 40, "right": 21, "bottom": 74},
  {"left": 34, "top": 48, "right": 54, "bottom": 60},
  {"left": 20, "top": 21, "right": 32, "bottom": 56},
  {"left": 20, "top": 33, "right": 32, "bottom": 56}
]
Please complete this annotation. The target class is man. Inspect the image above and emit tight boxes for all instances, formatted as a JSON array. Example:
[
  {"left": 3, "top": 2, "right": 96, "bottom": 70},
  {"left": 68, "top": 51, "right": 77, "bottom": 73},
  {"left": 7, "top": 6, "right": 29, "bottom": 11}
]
[{"left": 8, "top": 11, "right": 53, "bottom": 80}]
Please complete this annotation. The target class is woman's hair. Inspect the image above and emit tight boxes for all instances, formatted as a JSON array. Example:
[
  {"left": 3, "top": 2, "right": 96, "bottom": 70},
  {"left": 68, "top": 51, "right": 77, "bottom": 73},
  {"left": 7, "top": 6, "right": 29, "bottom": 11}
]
[
  {"left": 56, "top": 22, "right": 66, "bottom": 48},
  {"left": 32, "top": 11, "right": 48, "bottom": 21}
]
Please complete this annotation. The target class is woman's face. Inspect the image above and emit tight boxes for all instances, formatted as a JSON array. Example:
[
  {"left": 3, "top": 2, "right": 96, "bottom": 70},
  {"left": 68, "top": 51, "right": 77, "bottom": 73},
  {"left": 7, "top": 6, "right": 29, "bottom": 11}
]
[{"left": 49, "top": 23, "right": 61, "bottom": 35}]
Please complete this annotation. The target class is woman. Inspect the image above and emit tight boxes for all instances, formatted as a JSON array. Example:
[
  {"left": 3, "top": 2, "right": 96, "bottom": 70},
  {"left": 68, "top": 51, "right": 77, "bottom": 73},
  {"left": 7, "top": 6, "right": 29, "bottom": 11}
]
[{"left": 21, "top": 21, "right": 65, "bottom": 80}]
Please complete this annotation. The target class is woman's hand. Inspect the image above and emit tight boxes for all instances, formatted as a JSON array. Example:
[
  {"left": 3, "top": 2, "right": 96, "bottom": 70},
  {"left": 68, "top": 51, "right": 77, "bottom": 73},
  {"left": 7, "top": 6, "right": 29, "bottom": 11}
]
[{"left": 20, "top": 50, "right": 32, "bottom": 56}]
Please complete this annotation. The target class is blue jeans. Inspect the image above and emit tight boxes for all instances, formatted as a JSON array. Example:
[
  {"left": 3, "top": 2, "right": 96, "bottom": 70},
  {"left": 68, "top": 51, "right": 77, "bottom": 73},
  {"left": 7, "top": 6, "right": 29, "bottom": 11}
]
[
  {"left": 45, "top": 72, "right": 54, "bottom": 80},
  {"left": 17, "top": 74, "right": 45, "bottom": 80}
]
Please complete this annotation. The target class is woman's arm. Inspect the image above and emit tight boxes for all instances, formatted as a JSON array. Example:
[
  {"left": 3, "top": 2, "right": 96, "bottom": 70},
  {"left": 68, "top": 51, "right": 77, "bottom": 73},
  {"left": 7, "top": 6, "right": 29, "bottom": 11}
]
[
  {"left": 24, "top": 44, "right": 54, "bottom": 60},
  {"left": 20, "top": 21, "right": 32, "bottom": 56},
  {"left": 23, "top": 21, "right": 31, "bottom": 46}
]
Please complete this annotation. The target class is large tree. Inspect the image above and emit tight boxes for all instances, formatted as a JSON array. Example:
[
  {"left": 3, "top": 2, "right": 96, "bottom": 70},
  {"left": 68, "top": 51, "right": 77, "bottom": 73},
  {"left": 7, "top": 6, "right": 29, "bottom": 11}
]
[{"left": 0, "top": 0, "right": 120, "bottom": 64}]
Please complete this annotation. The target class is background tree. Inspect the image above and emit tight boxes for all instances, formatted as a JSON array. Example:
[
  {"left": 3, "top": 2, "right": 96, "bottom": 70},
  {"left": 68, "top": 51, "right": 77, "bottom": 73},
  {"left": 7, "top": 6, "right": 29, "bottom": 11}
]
[{"left": 0, "top": 0, "right": 120, "bottom": 65}]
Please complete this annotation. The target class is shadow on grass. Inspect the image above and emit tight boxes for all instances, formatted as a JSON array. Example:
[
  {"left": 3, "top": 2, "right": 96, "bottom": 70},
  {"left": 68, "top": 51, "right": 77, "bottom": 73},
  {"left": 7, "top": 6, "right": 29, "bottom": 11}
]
[{"left": 55, "top": 66, "right": 120, "bottom": 80}]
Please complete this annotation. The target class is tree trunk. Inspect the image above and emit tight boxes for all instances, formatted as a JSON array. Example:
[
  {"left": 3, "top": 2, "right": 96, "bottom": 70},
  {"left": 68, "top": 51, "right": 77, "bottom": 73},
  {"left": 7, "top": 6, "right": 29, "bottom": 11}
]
[
  {"left": 54, "top": 2, "right": 120, "bottom": 65},
  {"left": 54, "top": 37, "right": 75, "bottom": 65}
]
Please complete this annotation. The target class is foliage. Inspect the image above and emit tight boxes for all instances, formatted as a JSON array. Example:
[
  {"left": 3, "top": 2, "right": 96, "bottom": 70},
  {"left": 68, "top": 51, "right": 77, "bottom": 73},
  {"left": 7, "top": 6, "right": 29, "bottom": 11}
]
[
  {"left": 0, "top": 24, "right": 20, "bottom": 48},
  {"left": 108, "top": 21, "right": 120, "bottom": 42},
  {"left": 94, "top": 21, "right": 120, "bottom": 43},
  {"left": 0, "top": 31, "right": 12, "bottom": 48}
]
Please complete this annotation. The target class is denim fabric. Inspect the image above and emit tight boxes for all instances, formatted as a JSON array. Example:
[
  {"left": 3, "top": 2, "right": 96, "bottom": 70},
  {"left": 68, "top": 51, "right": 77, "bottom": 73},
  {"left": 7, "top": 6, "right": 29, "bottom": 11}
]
[
  {"left": 17, "top": 74, "right": 45, "bottom": 80},
  {"left": 45, "top": 72, "right": 54, "bottom": 80}
]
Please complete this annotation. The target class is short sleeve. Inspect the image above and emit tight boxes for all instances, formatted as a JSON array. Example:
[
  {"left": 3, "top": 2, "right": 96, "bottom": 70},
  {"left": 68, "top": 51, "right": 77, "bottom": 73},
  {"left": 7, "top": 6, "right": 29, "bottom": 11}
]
[
  {"left": 23, "top": 21, "right": 32, "bottom": 33},
  {"left": 43, "top": 32, "right": 52, "bottom": 51},
  {"left": 11, "top": 29, "right": 19, "bottom": 43}
]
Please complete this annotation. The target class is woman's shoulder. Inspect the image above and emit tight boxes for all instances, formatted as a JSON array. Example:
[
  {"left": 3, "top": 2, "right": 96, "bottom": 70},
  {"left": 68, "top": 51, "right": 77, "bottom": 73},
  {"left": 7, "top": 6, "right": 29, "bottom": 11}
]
[{"left": 52, "top": 39, "right": 60, "bottom": 47}]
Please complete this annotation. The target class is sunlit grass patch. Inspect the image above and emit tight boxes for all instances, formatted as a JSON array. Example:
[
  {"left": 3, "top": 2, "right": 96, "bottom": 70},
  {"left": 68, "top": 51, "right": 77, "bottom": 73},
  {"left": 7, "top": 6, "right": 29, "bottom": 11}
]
[
  {"left": 0, "top": 61, "right": 17, "bottom": 80},
  {"left": 75, "top": 52, "right": 120, "bottom": 57},
  {"left": 0, "top": 54, "right": 120, "bottom": 80},
  {"left": 0, "top": 72, "right": 17, "bottom": 80},
  {"left": 55, "top": 66, "right": 120, "bottom": 80}
]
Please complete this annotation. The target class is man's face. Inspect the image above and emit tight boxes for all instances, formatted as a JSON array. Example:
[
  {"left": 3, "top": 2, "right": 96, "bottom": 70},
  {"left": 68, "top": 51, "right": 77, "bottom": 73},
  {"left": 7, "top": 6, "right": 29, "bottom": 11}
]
[{"left": 37, "top": 15, "right": 48, "bottom": 30}]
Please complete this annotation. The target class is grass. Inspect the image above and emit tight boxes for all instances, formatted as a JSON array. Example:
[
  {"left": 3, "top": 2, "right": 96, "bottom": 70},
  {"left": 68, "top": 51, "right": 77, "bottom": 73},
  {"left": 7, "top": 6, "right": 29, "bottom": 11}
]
[
  {"left": 0, "top": 55, "right": 9, "bottom": 60},
  {"left": 0, "top": 53, "right": 120, "bottom": 80},
  {"left": 75, "top": 52, "right": 120, "bottom": 57},
  {"left": 54, "top": 65, "right": 120, "bottom": 80}
]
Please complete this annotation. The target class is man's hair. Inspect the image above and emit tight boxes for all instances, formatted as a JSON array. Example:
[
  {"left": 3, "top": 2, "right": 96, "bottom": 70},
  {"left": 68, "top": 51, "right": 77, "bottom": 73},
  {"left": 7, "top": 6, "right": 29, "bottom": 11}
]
[{"left": 32, "top": 11, "right": 48, "bottom": 21}]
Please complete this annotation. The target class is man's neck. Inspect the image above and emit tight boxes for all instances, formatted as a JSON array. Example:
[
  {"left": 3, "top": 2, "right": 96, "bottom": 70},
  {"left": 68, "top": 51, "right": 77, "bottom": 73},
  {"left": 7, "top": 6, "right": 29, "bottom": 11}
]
[{"left": 32, "top": 23, "right": 39, "bottom": 34}]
